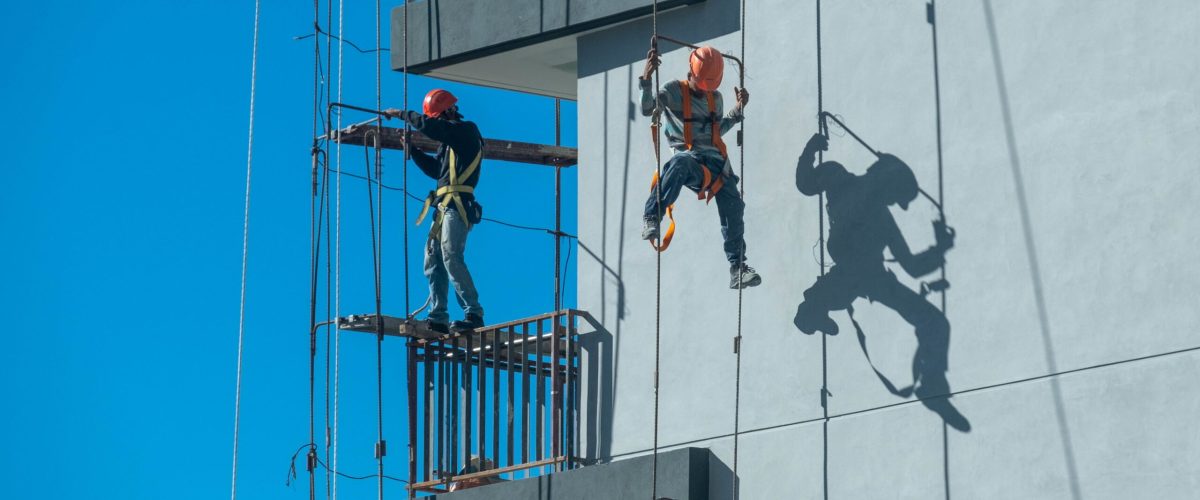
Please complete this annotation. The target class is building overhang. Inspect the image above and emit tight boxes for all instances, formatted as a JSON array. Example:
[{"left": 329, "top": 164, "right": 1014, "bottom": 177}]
[{"left": 390, "top": 0, "right": 705, "bottom": 99}]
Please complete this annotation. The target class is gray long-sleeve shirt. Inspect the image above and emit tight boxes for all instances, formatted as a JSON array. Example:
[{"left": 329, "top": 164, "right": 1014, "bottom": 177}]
[{"left": 639, "top": 77, "right": 743, "bottom": 156}]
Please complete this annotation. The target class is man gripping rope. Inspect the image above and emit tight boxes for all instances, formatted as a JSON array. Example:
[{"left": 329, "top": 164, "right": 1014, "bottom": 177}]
[
  {"left": 385, "top": 89, "right": 485, "bottom": 333},
  {"left": 639, "top": 45, "right": 760, "bottom": 289}
]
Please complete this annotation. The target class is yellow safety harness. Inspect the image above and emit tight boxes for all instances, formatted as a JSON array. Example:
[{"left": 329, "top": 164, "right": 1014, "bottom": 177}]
[
  {"left": 415, "top": 141, "right": 483, "bottom": 238},
  {"left": 648, "top": 79, "right": 729, "bottom": 252}
]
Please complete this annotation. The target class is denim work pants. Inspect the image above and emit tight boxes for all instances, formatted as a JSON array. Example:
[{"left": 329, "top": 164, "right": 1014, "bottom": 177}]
[
  {"left": 643, "top": 150, "right": 747, "bottom": 264},
  {"left": 424, "top": 207, "right": 484, "bottom": 324}
]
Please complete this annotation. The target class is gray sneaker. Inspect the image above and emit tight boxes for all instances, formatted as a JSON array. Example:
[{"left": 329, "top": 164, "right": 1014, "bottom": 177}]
[
  {"left": 729, "top": 263, "right": 762, "bottom": 289},
  {"left": 641, "top": 217, "right": 659, "bottom": 241}
]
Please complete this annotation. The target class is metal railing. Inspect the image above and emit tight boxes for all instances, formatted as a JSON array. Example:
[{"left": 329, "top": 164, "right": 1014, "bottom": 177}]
[{"left": 405, "top": 309, "right": 596, "bottom": 495}]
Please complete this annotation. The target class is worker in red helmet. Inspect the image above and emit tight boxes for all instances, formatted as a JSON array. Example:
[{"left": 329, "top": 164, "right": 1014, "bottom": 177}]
[
  {"left": 639, "top": 45, "right": 759, "bottom": 289},
  {"left": 384, "top": 89, "right": 485, "bottom": 333}
]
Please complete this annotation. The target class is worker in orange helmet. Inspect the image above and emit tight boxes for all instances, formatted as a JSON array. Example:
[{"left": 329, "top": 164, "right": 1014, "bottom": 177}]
[
  {"left": 384, "top": 89, "right": 485, "bottom": 333},
  {"left": 639, "top": 45, "right": 759, "bottom": 289}
]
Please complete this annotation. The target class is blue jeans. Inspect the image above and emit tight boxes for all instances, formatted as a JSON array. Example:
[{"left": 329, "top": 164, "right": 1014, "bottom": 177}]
[
  {"left": 643, "top": 150, "right": 747, "bottom": 264},
  {"left": 424, "top": 207, "right": 483, "bottom": 324}
]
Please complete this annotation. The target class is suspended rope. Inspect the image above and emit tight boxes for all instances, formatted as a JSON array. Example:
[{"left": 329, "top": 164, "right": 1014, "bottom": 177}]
[
  {"left": 323, "top": 1, "right": 335, "bottom": 498},
  {"left": 731, "top": 0, "right": 747, "bottom": 496},
  {"left": 229, "top": 2, "right": 260, "bottom": 499},
  {"left": 308, "top": 0, "right": 325, "bottom": 498},
  {"left": 401, "top": 0, "right": 418, "bottom": 498},
  {"left": 649, "top": 0, "right": 663, "bottom": 497},
  {"left": 372, "top": 0, "right": 387, "bottom": 498},
  {"left": 332, "top": 0, "right": 345, "bottom": 496}
]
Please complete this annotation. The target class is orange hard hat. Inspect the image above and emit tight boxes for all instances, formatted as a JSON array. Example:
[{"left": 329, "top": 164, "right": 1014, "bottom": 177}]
[
  {"left": 423, "top": 89, "right": 458, "bottom": 117},
  {"left": 689, "top": 46, "right": 724, "bottom": 92}
]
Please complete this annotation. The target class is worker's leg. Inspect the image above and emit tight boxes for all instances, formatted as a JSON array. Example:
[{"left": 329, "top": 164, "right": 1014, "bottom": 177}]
[
  {"left": 869, "top": 273, "right": 968, "bottom": 431},
  {"left": 793, "top": 265, "right": 857, "bottom": 335},
  {"left": 713, "top": 175, "right": 746, "bottom": 265},
  {"left": 643, "top": 153, "right": 702, "bottom": 222},
  {"left": 424, "top": 232, "right": 450, "bottom": 325},
  {"left": 439, "top": 207, "right": 484, "bottom": 321}
]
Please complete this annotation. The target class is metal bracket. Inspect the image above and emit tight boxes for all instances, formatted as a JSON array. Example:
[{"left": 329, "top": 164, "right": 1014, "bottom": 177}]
[
  {"left": 736, "top": 130, "right": 743, "bottom": 147},
  {"left": 375, "top": 440, "right": 387, "bottom": 459},
  {"left": 926, "top": 2, "right": 935, "bottom": 25},
  {"left": 733, "top": 335, "right": 742, "bottom": 354},
  {"left": 306, "top": 449, "right": 317, "bottom": 472}
]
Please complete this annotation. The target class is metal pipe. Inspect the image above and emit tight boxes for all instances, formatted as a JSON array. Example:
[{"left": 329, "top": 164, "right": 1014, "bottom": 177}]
[
  {"left": 551, "top": 313, "right": 561, "bottom": 470},
  {"left": 536, "top": 319, "right": 545, "bottom": 467},
  {"left": 492, "top": 328, "right": 500, "bottom": 471},
  {"left": 427, "top": 342, "right": 436, "bottom": 479},
  {"left": 506, "top": 327, "right": 515, "bottom": 469},
  {"left": 464, "top": 333, "right": 473, "bottom": 465},
  {"left": 521, "top": 322, "right": 530, "bottom": 474},
  {"left": 478, "top": 330, "right": 487, "bottom": 468},
  {"left": 451, "top": 335, "right": 461, "bottom": 476}
]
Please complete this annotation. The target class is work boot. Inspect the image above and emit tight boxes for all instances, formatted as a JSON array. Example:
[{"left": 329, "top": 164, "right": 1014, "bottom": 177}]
[
  {"left": 793, "top": 302, "right": 838, "bottom": 335},
  {"left": 729, "top": 263, "right": 761, "bottom": 289},
  {"left": 641, "top": 217, "right": 659, "bottom": 241},
  {"left": 451, "top": 313, "right": 484, "bottom": 333},
  {"left": 427, "top": 321, "right": 449, "bottom": 335}
]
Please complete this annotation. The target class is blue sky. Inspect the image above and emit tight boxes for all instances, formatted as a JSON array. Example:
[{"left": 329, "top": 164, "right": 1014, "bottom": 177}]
[{"left": 0, "top": 1, "right": 577, "bottom": 498}]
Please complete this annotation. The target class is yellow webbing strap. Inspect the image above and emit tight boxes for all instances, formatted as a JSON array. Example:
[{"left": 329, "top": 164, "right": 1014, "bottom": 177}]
[
  {"left": 414, "top": 143, "right": 483, "bottom": 233},
  {"left": 649, "top": 171, "right": 676, "bottom": 252}
]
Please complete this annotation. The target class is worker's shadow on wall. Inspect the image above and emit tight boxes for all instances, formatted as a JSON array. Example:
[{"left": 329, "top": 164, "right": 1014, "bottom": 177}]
[{"left": 793, "top": 151, "right": 970, "bottom": 433}]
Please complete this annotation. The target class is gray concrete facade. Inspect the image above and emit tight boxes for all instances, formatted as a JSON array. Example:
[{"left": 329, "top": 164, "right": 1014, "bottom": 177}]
[{"left": 573, "top": 0, "right": 1200, "bottom": 499}]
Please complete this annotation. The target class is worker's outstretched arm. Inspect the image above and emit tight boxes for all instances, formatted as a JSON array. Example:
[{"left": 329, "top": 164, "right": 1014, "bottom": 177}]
[
  {"left": 719, "top": 87, "right": 748, "bottom": 135},
  {"left": 795, "top": 133, "right": 829, "bottom": 195},
  {"left": 888, "top": 217, "right": 954, "bottom": 278}
]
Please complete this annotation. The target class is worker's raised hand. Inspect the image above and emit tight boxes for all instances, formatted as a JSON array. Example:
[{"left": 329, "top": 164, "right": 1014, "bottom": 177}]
[
  {"left": 734, "top": 86, "right": 750, "bottom": 109},
  {"left": 383, "top": 108, "right": 403, "bottom": 119},
  {"left": 642, "top": 48, "right": 661, "bottom": 81},
  {"left": 804, "top": 133, "right": 829, "bottom": 155}
]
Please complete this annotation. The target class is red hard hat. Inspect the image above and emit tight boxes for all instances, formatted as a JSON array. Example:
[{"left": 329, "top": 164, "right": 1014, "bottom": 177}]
[
  {"left": 423, "top": 89, "right": 458, "bottom": 117},
  {"left": 689, "top": 46, "right": 724, "bottom": 92}
]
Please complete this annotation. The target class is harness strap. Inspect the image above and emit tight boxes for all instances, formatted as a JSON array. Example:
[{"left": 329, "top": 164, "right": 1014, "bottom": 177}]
[
  {"left": 679, "top": 80, "right": 695, "bottom": 150},
  {"left": 414, "top": 142, "right": 483, "bottom": 237},
  {"left": 649, "top": 171, "right": 676, "bottom": 252}
]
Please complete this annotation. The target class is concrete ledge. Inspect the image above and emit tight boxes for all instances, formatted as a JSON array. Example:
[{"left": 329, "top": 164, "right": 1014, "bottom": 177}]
[{"left": 433, "top": 447, "right": 716, "bottom": 500}]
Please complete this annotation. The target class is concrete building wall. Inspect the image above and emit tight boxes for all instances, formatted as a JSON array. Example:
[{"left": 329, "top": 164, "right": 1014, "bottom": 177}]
[{"left": 575, "top": 1, "right": 1200, "bottom": 498}]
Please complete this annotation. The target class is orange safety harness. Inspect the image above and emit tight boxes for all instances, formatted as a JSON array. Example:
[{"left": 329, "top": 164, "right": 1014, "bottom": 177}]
[{"left": 649, "top": 79, "right": 730, "bottom": 252}]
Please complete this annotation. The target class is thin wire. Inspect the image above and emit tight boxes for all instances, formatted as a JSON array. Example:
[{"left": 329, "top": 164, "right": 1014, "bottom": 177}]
[
  {"left": 309, "top": 1, "right": 322, "bottom": 498},
  {"left": 230, "top": 2, "right": 260, "bottom": 499},
  {"left": 295, "top": 25, "right": 390, "bottom": 53}
]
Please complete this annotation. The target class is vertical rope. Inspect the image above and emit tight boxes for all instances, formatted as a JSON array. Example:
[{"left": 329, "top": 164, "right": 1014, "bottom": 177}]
[
  {"left": 309, "top": 1, "right": 322, "bottom": 499},
  {"left": 402, "top": 0, "right": 415, "bottom": 498},
  {"left": 731, "top": 0, "right": 747, "bottom": 496},
  {"left": 650, "top": 0, "right": 662, "bottom": 497},
  {"left": 332, "top": 0, "right": 345, "bottom": 497},
  {"left": 229, "top": 2, "right": 260, "bottom": 499},
  {"left": 374, "top": 0, "right": 386, "bottom": 496},
  {"left": 323, "top": 1, "right": 334, "bottom": 497}
]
